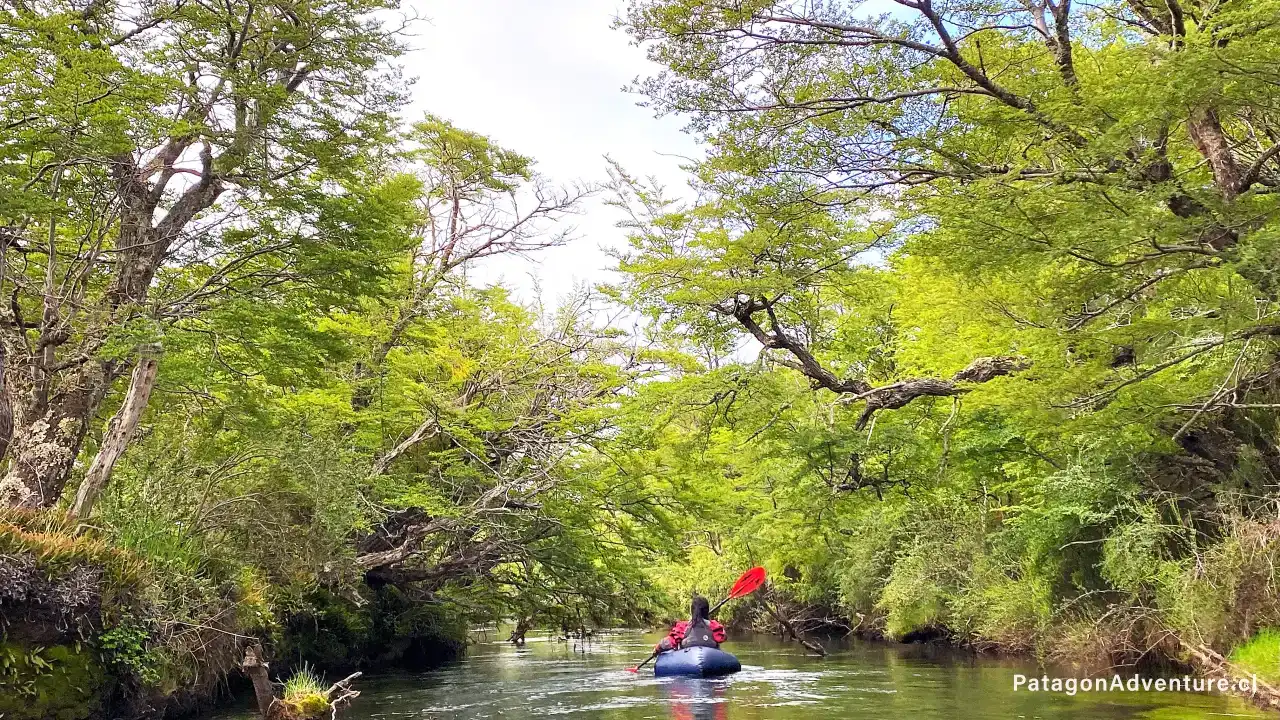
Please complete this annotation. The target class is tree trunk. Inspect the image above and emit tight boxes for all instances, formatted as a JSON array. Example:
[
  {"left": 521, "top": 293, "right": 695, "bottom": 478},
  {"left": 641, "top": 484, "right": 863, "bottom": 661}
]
[
  {"left": 68, "top": 352, "right": 160, "bottom": 521},
  {"left": 0, "top": 164, "right": 207, "bottom": 511},
  {"left": 1187, "top": 108, "right": 1244, "bottom": 199},
  {"left": 0, "top": 361, "right": 119, "bottom": 508},
  {"left": 0, "top": 342, "right": 12, "bottom": 463}
]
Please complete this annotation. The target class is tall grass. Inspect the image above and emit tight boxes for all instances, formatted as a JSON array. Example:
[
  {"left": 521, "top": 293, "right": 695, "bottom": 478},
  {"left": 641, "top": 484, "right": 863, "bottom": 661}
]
[
  {"left": 1229, "top": 628, "right": 1280, "bottom": 685},
  {"left": 0, "top": 510, "right": 146, "bottom": 589},
  {"left": 282, "top": 664, "right": 326, "bottom": 700},
  {"left": 281, "top": 664, "right": 330, "bottom": 719}
]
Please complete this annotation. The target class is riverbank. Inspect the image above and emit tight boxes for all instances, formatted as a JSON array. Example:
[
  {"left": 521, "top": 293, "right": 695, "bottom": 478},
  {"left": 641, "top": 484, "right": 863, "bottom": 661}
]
[
  {"left": 6, "top": 500, "right": 1279, "bottom": 720},
  {"left": 723, "top": 590, "right": 1280, "bottom": 714},
  {"left": 0, "top": 511, "right": 467, "bottom": 720}
]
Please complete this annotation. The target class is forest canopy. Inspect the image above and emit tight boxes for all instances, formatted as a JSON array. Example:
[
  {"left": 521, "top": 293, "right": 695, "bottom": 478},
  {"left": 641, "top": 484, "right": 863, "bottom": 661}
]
[{"left": 612, "top": 0, "right": 1280, "bottom": 656}]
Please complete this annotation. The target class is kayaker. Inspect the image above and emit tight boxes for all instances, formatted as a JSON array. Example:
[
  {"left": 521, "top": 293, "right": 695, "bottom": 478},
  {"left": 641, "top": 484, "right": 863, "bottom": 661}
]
[{"left": 655, "top": 595, "right": 727, "bottom": 652}]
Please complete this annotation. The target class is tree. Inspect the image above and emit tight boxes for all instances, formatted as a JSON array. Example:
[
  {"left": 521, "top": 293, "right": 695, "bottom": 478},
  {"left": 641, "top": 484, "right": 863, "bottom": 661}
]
[
  {"left": 352, "top": 116, "right": 591, "bottom": 409},
  {"left": 351, "top": 291, "right": 668, "bottom": 617},
  {"left": 0, "top": 0, "right": 408, "bottom": 507},
  {"left": 620, "top": 0, "right": 1280, "bottom": 417},
  {"left": 607, "top": 160, "right": 1024, "bottom": 432},
  {"left": 614, "top": 0, "right": 1280, "bottom": 655}
]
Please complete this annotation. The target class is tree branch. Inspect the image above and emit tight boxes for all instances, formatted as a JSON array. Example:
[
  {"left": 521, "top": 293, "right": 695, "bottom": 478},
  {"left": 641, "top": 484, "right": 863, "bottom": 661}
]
[{"left": 713, "top": 294, "right": 1025, "bottom": 429}]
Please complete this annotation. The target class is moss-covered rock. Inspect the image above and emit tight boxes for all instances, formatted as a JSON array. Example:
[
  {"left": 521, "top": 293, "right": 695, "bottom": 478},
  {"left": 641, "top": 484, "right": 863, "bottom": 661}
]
[
  {"left": 281, "top": 693, "right": 330, "bottom": 719},
  {"left": 0, "top": 640, "right": 107, "bottom": 720}
]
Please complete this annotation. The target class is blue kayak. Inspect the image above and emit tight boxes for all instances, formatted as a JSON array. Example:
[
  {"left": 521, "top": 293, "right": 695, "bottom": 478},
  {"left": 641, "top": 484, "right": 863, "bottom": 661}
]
[{"left": 653, "top": 647, "right": 741, "bottom": 677}]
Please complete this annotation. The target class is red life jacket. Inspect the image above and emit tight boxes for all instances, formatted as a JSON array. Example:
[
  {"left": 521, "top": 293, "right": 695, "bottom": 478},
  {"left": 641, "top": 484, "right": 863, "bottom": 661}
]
[{"left": 665, "top": 619, "right": 726, "bottom": 649}]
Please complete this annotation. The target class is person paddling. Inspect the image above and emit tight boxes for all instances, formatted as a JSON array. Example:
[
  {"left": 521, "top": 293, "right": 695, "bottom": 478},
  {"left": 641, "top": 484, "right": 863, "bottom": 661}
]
[
  {"left": 627, "top": 568, "right": 765, "bottom": 674},
  {"left": 654, "top": 595, "right": 727, "bottom": 653}
]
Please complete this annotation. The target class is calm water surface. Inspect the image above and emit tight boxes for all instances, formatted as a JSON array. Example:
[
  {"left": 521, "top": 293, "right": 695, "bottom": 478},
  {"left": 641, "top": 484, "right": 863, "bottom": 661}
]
[{"left": 209, "top": 631, "right": 1269, "bottom": 719}]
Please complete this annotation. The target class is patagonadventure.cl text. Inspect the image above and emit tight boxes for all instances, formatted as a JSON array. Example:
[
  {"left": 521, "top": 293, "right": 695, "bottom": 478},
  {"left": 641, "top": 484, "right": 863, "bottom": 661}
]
[{"left": 1013, "top": 674, "right": 1259, "bottom": 696}]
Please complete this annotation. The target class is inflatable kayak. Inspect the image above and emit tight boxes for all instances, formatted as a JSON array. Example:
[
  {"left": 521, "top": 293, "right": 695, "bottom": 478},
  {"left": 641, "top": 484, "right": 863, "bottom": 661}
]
[{"left": 653, "top": 647, "right": 741, "bottom": 677}]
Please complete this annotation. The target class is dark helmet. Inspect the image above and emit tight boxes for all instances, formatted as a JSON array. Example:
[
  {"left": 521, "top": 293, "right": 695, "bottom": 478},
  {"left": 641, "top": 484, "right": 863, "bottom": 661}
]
[{"left": 690, "top": 595, "right": 710, "bottom": 624}]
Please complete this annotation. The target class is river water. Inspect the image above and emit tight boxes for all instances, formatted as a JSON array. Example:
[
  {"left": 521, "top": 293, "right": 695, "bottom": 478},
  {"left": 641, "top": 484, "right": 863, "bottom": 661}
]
[{"left": 208, "top": 631, "right": 1269, "bottom": 719}]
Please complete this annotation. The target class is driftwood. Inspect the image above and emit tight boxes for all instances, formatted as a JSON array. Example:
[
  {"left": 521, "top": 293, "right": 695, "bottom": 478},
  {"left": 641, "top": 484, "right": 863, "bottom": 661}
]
[
  {"left": 323, "top": 673, "right": 363, "bottom": 716},
  {"left": 240, "top": 645, "right": 363, "bottom": 720},
  {"left": 1182, "top": 640, "right": 1280, "bottom": 709},
  {"left": 762, "top": 586, "right": 827, "bottom": 657},
  {"left": 241, "top": 645, "right": 277, "bottom": 720}
]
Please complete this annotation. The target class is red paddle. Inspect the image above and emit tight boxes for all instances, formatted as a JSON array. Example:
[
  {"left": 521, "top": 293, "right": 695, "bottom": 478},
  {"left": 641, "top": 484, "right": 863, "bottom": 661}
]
[
  {"left": 709, "top": 566, "right": 766, "bottom": 616},
  {"left": 626, "top": 567, "right": 767, "bottom": 673}
]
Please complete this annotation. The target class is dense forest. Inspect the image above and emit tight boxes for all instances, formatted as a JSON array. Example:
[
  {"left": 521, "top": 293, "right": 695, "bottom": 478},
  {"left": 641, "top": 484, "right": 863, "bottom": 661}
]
[{"left": 4, "top": 0, "right": 1280, "bottom": 717}]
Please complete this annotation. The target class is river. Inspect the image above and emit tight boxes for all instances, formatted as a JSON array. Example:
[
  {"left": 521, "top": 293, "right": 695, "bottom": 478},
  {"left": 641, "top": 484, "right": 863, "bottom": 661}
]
[{"left": 207, "top": 631, "right": 1269, "bottom": 719}]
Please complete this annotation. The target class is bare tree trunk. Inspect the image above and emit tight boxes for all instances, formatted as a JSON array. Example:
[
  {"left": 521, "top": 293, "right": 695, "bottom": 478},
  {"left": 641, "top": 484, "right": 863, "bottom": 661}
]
[
  {"left": 1187, "top": 108, "right": 1245, "bottom": 199},
  {"left": 0, "top": 342, "right": 12, "bottom": 463},
  {"left": 68, "top": 352, "right": 160, "bottom": 521}
]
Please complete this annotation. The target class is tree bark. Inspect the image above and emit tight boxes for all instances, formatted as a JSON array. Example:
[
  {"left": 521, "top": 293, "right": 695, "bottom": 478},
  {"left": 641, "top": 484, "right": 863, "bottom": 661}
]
[
  {"left": 0, "top": 341, "right": 12, "bottom": 463},
  {"left": 67, "top": 352, "right": 160, "bottom": 521},
  {"left": 0, "top": 361, "right": 120, "bottom": 508},
  {"left": 1187, "top": 108, "right": 1245, "bottom": 199}
]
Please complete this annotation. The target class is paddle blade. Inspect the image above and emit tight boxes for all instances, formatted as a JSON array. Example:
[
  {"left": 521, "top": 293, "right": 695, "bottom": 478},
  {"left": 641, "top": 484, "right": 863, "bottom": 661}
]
[
  {"left": 626, "top": 666, "right": 639, "bottom": 673},
  {"left": 727, "top": 566, "right": 767, "bottom": 599}
]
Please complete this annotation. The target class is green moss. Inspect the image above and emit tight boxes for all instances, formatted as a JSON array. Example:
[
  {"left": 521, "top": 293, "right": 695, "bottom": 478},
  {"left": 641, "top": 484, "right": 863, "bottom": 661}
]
[
  {"left": 1229, "top": 628, "right": 1280, "bottom": 685},
  {"left": 284, "top": 693, "right": 330, "bottom": 719},
  {"left": 0, "top": 641, "right": 107, "bottom": 720}
]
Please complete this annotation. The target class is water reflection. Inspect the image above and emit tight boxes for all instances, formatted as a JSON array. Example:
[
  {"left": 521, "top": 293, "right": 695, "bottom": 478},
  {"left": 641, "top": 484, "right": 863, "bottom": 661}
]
[
  {"left": 663, "top": 678, "right": 729, "bottom": 720},
  {"left": 201, "top": 630, "right": 1271, "bottom": 720}
]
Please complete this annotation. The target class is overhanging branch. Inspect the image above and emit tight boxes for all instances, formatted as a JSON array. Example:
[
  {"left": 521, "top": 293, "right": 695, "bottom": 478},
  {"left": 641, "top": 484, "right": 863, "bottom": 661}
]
[{"left": 713, "top": 294, "right": 1026, "bottom": 429}]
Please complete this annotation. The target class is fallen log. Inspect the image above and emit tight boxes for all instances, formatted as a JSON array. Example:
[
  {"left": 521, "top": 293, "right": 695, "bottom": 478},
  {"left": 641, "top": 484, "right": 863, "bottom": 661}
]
[{"left": 762, "top": 585, "right": 826, "bottom": 657}]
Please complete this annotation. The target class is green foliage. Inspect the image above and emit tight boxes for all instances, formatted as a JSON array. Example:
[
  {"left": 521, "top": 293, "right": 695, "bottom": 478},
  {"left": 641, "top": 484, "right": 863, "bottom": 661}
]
[
  {"left": 278, "top": 590, "right": 375, "bottom": 669},
  {"left": 605, "top": 0, "right": 1280, "bottom": 663},
  {"left": 12, "top": 1, "right": 1280, "bottom": 713},
  {"left": 0, "top": 641, "right": 106, "bottom": 720},
  {"left": 98, "top": 624, "right": 161, "bottom": 686}
]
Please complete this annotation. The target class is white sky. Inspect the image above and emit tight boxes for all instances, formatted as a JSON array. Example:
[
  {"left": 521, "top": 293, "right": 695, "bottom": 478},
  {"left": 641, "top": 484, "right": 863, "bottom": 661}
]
[{"left": 401, "top": 0, "right": 702, "bottom": 308}]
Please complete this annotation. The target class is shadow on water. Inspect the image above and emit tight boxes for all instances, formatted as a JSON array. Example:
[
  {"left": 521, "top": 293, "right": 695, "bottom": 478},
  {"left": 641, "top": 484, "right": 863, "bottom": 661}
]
[{"left": 202, "top": 630, "right": 1270, "bottom": 720}]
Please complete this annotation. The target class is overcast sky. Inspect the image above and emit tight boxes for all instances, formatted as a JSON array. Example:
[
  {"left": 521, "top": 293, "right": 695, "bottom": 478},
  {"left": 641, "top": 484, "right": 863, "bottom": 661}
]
[{"left": 400, "top": 0, "right": 701, "bottom": 307}]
